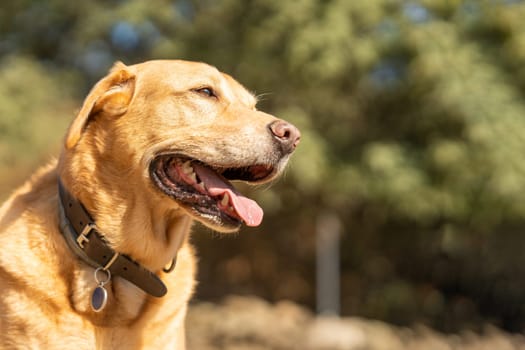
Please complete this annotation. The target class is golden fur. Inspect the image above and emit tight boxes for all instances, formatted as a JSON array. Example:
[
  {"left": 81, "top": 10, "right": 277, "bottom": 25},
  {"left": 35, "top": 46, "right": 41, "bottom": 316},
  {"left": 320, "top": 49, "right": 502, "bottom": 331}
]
[{"left": 0, "top": 60, "right": 299, "bottom": 349}]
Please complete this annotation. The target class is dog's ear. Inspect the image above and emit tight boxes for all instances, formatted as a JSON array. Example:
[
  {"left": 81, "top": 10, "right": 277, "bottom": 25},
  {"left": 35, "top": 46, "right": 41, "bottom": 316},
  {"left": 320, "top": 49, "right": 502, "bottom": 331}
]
[{"left": 65, "top": 62, "right": 136, "bottom": 149}]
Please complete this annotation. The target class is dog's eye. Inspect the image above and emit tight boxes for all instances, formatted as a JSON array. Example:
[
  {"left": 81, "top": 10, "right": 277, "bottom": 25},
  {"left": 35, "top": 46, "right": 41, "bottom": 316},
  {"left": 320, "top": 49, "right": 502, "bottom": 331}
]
[{"left": 194, "top": 87, "right": 216, "bottom": 98}]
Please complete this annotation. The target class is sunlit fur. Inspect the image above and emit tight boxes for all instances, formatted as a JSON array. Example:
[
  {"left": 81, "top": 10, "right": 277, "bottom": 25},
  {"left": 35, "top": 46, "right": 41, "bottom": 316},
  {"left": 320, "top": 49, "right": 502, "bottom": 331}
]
[{"left": 0, "top": 60, "right": 297, "bottom": 349}]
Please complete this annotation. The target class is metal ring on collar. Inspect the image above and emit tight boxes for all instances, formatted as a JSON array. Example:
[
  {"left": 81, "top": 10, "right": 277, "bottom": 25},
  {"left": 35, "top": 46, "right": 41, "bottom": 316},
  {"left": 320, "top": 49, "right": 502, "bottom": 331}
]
[{"left": 94, "top": 267, "right": 111, "bottom": 286}]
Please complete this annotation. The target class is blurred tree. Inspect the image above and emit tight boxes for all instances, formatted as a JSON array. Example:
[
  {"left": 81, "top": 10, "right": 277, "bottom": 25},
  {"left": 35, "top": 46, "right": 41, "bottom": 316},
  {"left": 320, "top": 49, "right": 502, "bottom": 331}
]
[
  {"left": 2, "top": 0, "right": 525, "bottom": 332},
  {"left": 0, "top": 55, "right": 76, "bottom": 196}
]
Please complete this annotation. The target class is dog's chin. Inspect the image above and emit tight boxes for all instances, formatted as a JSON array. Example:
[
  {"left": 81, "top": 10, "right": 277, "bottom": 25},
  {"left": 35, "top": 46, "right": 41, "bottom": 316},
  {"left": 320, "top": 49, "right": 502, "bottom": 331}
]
[
  {"left": 149, "top": 154, "right": 280, "bottom": 232},
  {"left": 189, "top": 209, "right": 242, "bottom": 233}
]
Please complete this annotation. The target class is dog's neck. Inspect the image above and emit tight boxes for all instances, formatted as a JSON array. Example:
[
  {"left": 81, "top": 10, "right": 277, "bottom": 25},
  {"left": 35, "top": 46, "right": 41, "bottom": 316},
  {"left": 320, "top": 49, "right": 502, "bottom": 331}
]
[
  {"left": 55, "top": 138, "right": 193, "bottom": 325},
  {"left": 57, "top": 178, "right": 173, "bottom": 297}
]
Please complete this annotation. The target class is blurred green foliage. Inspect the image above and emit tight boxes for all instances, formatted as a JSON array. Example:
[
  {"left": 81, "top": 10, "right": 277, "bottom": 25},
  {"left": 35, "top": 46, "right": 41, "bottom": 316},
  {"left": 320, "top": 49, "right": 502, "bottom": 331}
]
[
  {"left": 0, "top": 56, "right": 76, "bottom": 194},
  {"left": 3, "top": 0, "right": 525, "bottom": 332}
]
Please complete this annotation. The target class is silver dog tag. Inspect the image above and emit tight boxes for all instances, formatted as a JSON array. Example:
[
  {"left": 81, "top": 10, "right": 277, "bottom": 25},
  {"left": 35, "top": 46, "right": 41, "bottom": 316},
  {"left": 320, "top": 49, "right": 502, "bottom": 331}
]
[{"left": 92, "top": 267, "right": 111, "bottom": 312}]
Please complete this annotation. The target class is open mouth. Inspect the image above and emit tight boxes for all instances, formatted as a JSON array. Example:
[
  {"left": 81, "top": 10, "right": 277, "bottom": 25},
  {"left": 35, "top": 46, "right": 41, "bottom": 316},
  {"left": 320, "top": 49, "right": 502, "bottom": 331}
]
[{"left": 149, "top": 155, "right": 275, "bottom": 229}]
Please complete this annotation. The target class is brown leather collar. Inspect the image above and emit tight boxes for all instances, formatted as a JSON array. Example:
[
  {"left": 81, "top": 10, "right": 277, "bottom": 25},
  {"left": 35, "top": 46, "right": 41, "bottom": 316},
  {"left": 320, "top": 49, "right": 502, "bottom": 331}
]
[{"left": 57, "top": 179, "right": 167, "bottom": 297}]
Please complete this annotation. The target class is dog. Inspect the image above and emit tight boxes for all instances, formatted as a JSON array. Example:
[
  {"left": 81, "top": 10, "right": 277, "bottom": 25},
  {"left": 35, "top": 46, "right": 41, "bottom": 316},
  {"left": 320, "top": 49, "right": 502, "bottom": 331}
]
[{"left": 0, "top": 60, "right": 300, "bottom": 349}]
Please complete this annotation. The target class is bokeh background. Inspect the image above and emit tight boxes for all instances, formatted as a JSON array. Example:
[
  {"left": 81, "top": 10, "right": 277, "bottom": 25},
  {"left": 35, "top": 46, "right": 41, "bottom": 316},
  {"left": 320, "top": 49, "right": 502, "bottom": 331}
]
[{"left": 3, "top": 0, "right": 525, "bottom": 341}]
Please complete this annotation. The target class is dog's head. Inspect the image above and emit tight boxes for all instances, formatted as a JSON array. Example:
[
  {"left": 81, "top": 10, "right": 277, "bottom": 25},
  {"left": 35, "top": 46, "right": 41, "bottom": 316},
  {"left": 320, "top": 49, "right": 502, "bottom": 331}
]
[{"left": 62, "top": 60, "right": 300, "bottom": 233}]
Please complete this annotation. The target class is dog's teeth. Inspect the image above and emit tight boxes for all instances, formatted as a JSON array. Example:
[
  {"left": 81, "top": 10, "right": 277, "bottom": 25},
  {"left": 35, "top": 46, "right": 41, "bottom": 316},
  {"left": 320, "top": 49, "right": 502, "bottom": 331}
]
[
  {"left": 196, "top": 182, "right": 206, "bottom": 192},
  {"left": 189, "top": 173, "right": 197, "bottom": 183},
  {"left": 221, "top": 193, "right": 229, "bottom": 206},
  {"left": 182, "top": 161, "right": 194, "bottom": 175}
]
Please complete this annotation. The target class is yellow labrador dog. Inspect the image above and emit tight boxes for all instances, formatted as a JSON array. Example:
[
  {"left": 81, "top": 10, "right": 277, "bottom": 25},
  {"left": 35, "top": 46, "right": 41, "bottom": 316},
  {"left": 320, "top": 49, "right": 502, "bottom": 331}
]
[{"left": 0, "top": 60, "right": 300, "bottom": 349}]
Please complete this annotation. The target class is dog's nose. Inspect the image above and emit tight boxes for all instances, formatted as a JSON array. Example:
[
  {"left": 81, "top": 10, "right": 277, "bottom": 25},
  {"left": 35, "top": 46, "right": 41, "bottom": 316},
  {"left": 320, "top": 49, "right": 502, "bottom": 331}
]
[{"left": 268, "top": 120, "right": 301, "bottom": 154}]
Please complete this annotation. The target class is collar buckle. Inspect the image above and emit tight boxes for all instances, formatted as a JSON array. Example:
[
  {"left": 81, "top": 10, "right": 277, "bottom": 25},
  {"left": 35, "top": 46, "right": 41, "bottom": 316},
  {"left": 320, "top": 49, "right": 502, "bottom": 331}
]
[{"left": 77, "top": 223, "right": 96, "bottom": 249}]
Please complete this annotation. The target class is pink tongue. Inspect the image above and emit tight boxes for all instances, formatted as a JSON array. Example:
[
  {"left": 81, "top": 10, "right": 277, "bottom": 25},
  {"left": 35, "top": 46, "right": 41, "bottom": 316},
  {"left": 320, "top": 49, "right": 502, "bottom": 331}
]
[{"left": 192, "top": 164, "right": 264, "bottom": 226}]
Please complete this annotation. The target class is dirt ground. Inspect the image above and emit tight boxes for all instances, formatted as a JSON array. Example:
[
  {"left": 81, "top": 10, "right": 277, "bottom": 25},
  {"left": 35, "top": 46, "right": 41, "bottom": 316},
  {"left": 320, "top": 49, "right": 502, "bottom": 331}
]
[{"left": 186, "top": 296, "right": 525, "bottom": 350}]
